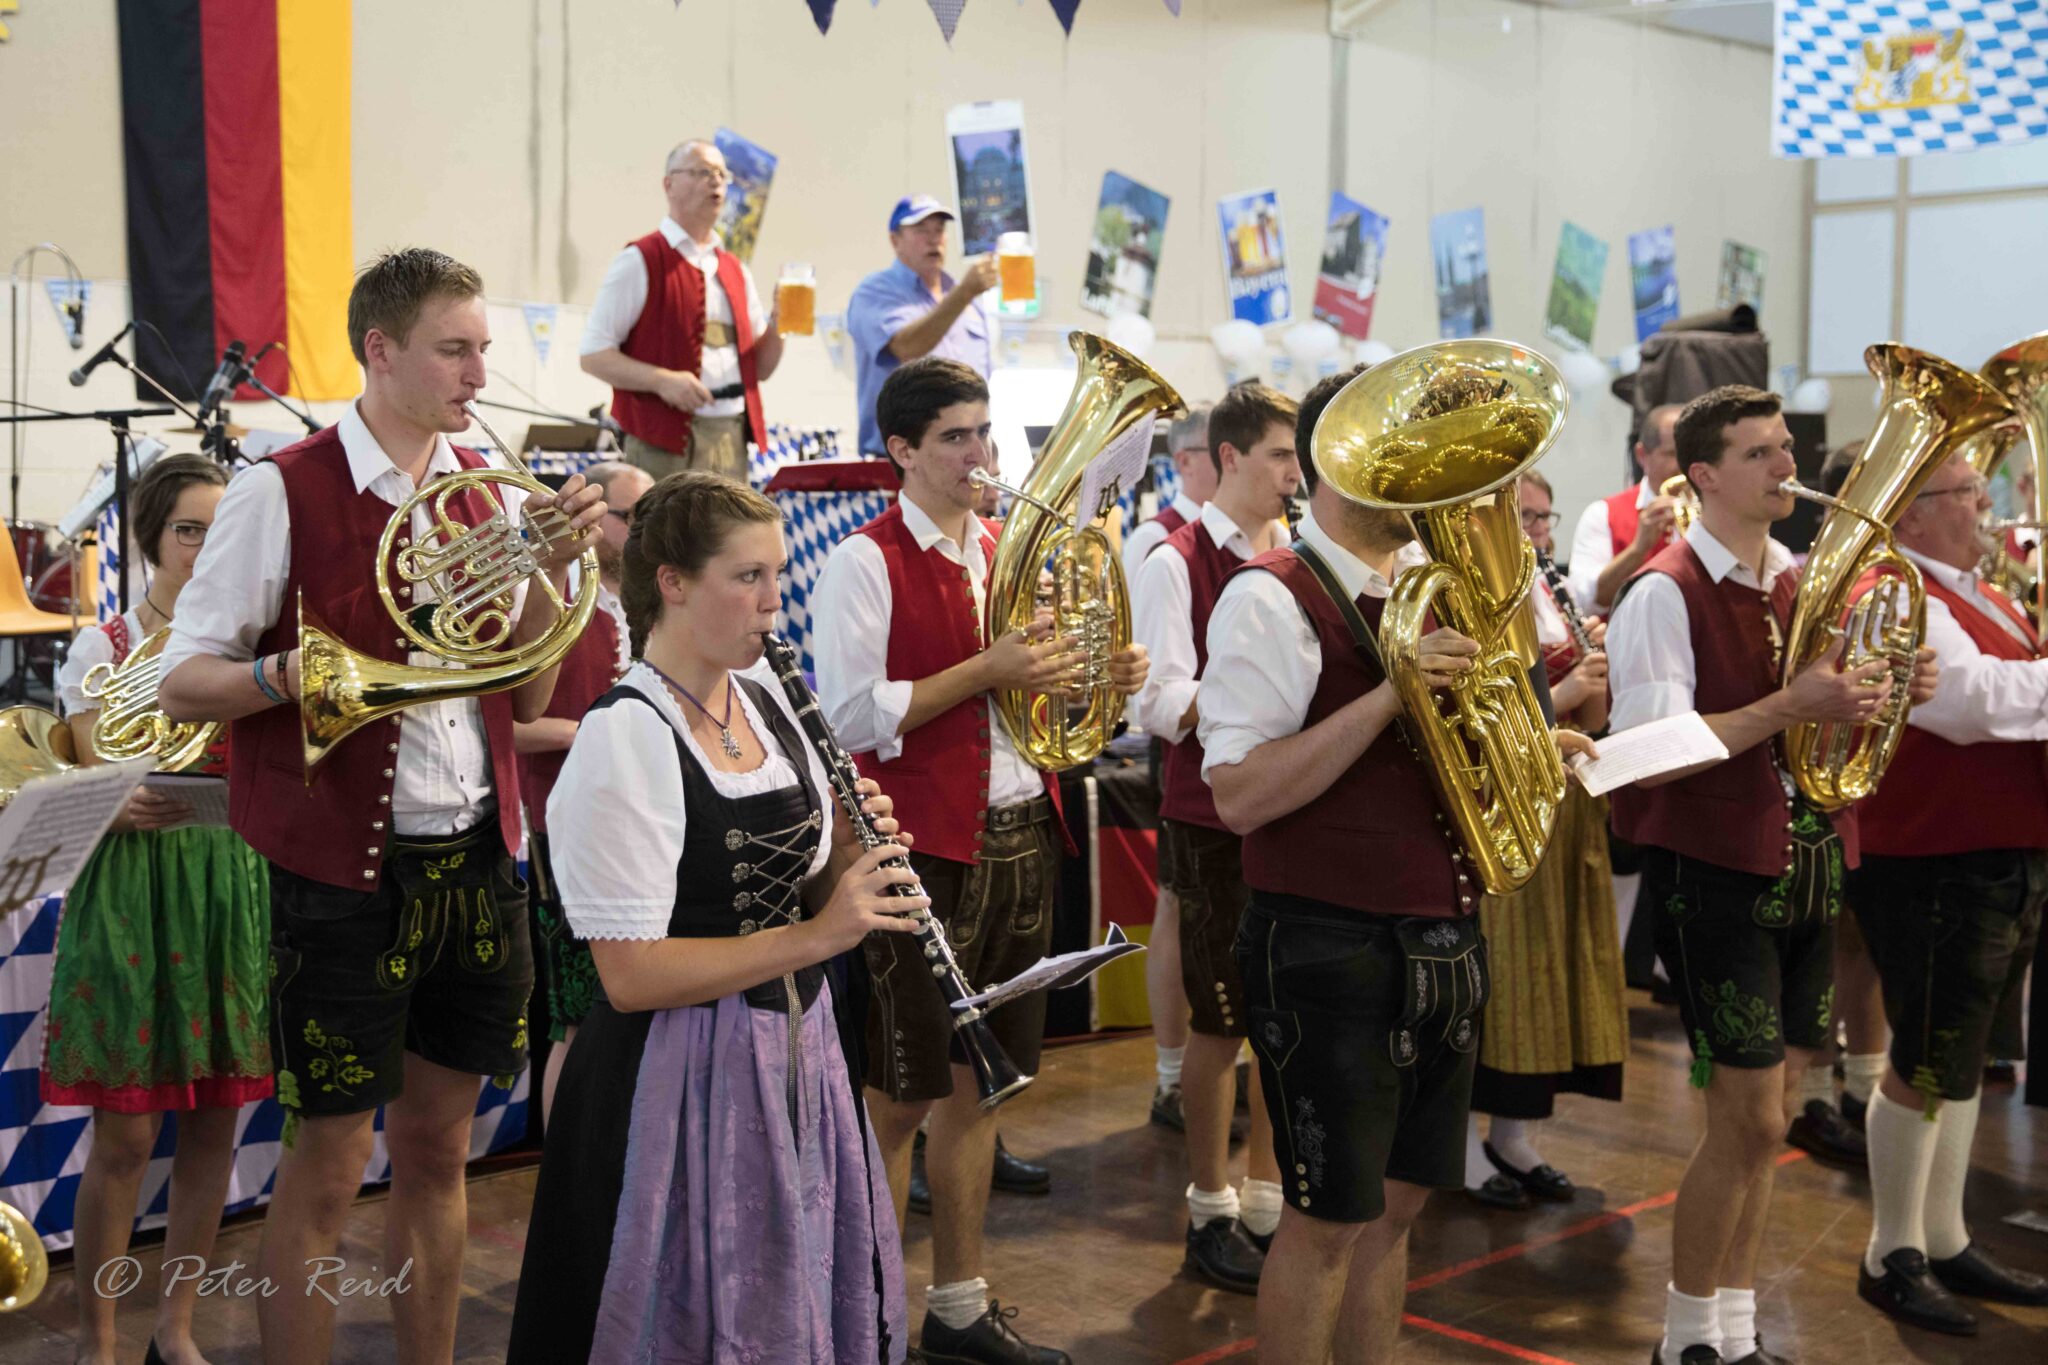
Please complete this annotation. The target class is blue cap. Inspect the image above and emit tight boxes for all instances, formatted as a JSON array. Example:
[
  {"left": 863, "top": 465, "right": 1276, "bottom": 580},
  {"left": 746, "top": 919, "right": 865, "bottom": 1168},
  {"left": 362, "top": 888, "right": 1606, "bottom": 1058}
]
[{"left": 889, "top": 194, "right": 957, "bottom": 231}]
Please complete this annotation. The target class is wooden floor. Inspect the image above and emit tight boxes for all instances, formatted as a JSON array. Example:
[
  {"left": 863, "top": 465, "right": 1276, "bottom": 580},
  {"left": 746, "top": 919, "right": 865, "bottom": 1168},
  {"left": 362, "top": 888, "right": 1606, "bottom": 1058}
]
[{"left": 5, "top": 991, "right": 2044, "bottom": 1363}]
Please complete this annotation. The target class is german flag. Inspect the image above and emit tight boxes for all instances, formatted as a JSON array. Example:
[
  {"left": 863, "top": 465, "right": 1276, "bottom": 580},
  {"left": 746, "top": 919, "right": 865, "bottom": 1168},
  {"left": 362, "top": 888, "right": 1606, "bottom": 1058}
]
[{"left": 116, "top": 0, "right": 354, "bottom": 403}]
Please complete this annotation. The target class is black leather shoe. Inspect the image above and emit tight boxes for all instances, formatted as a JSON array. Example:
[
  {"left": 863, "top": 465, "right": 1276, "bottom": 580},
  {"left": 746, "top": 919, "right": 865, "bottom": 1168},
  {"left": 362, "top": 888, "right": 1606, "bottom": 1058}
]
[
  {"left": 144, "top": 1341, "right": 167, "bottom": 1365},
  {"left": 991, "top": 1137, "right": 1050, "bottom": 1195},
  {"left": 1183, "top": 1216, "right": 1265, "bottom": 1294},
  {"left": 1839, "top": 1091, "right": 1867, "bottom": 1130},
  {"left": 1245, "top": 1225, "right": 1272, "bottom": 1255},
  {"left": 1929, "top": 1242, "right": 2048, "bottom": 1305},
  {"left": 1725, "top": 1343, "right": 1790, "bottom": 1365},
  {"left": 1150, "top": 1083, "right": 1185, "bottom": 1131},
  {"left": 1651, "top": 1344, "right": 1723, "bottom": 1365},
  {"left": 1857, "top": 1247, "right": 1978, "bottom": 1335},
  {"left": 1468, "top": 1172, "right": 1533, "bottom": 1210},
  {"left": 1785, "top": 1100, "right": 1866, "bottom": 1170},
  {"left": 919, "top": 1301, "right": 1071, "bottom": 1364},
  {"left": 1484, "top": 1142, "right": 1575, "bottom": 1202}
]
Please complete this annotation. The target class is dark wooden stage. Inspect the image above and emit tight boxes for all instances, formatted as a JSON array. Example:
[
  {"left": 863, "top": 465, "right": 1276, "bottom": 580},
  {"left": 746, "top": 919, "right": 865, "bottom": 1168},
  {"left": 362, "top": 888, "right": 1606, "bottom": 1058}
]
[{"left": 5, "top": 990, "right": 2043, "bottom": 1363}]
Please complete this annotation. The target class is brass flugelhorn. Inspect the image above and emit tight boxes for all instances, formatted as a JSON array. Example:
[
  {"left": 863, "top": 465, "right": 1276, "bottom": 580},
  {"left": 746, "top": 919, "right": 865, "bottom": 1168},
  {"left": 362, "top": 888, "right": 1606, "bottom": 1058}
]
[
  {"left": 81, "top": 628, "right": 221, "bottom": 768},
  {"left": 297, "top": 403, "right": 599, "bottom": 774},
  {"left": 1312, "top": 339, "right": 1570, "bottom": 896}
]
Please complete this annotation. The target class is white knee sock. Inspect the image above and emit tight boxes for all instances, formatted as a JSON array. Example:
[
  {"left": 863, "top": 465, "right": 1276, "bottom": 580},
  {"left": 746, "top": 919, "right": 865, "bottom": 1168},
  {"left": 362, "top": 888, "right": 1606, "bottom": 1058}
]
[
  {"left": 1488, "top": 1117, "right": 1544, "bottom": 1173},
  {"left": 1464, "top": 1112, "right": 1491, "bottom": 1187},
  {"left": 1863, "top": 1088, "right": 1938, "bottom": 1275},
  {"left": 1842, "top": 1052, "right": 1887, "bottom": 1106},
  {"left": 1922, "top": 1091, "right": 1981, "bottom": 1260},
  {"left": 1239, "top": 1178, "right": 1283, "bottom": 1237},
  {"left": 1156, "top": 1044, "right": 1184, "bottom": 1090},
  {"left": 1660, "top": 1284, "right": 1720, "bottom": 1363},
  {"left": 1798, "top": 1061, "right": 1835, "bottom": 1107},
  {"left": 1187, "top": 1182, "right": 1239, "bottom": 1226},
  {"left": 927, "top": 1277, "right": 990, "bottom": 1330},
  {"left": 1717, "top": 1286, "right": 1758, "bottom": 1363}
]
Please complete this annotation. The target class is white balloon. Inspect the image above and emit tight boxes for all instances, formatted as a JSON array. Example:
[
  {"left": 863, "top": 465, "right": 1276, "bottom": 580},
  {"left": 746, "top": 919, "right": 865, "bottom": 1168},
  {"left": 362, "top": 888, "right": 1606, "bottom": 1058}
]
[
  {"left": 1104, "top": 311, "right": 1157, "bottom": 361},
  {"left": 1354, "top": 338, "right": 1396, "bottom": 367},
  {"left": 1210, "top": 319, "right": 1266, "bottom": 367},
  {"left": 1555, "top": 348, "right": 1612, "bottom": 400},
  {"left": 1282, "top": 319, "right": 1342, "bottom": 369},
  {"left": 1786, "top": 377, "right": 1833, "bottom": 414}
]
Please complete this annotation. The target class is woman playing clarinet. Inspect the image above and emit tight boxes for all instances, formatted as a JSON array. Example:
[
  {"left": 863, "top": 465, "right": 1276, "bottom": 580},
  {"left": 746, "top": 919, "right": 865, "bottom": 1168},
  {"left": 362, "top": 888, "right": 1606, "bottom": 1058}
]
[{"left": 507, "top": 472, "right": 915, "bottom": 1364}]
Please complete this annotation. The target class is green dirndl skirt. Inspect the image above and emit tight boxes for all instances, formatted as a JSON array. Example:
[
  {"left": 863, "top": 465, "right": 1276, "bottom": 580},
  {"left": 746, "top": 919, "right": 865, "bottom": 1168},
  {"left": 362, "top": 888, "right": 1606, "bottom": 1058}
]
[{"left": 40, "top": 826, "right": 274, "bottom": 1113}]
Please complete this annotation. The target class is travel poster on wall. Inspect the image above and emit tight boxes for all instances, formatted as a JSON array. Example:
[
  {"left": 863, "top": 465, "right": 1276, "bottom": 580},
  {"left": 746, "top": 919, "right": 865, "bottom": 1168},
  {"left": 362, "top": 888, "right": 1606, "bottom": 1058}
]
[
  {"left": 1716, "top": 240, "right": 1767, "bottom": 311},
  {"left": 1629, "top": 225, "right": 1680, "bottom": 341},
  {"left": 1312, "top": 192, "right": 1389, "bottom": 340},
  {"left": 714, "top": 128, "right": 777, "bottom": 265},
  {"left": 1430, "top": 207, "right": 1491, "bottom": 340},
  {"left": 1082, "top": 172, "right": 1170, "bottom": 319},
  {"left": 946, "top": 100, "right": 1037, "bottom": 316},
  {"left": 1542, "top": 221, "right": 1610, "bottom": 350},
  {"left": 1218, "top": 188, "right": 1290, "bottom": 326}
]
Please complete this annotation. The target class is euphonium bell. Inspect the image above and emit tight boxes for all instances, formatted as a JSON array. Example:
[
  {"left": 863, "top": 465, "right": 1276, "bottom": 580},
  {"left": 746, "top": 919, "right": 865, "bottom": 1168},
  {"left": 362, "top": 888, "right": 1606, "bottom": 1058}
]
[
  {"left": 81, "top": 627, "right": 221, "bottom": 768},
  {"left": 0, "top": 705, "right": 76, "bottom": 811},
  {"left": 299, "top": 404, "right": 600, "bottom": 776},
  {"left": 1311, "top": 339, "right": 1570, "bottom": 896},
  {"left": 977, "top": 331, "right": 1184, "bottom": 771}
]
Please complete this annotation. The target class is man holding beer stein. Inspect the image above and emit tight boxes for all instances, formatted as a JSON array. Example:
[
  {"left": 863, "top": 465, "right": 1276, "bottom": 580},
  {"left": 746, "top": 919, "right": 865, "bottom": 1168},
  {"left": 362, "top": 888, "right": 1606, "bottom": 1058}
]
[{"left": 848, "top": 194, "right": 998, "bottom": 458}]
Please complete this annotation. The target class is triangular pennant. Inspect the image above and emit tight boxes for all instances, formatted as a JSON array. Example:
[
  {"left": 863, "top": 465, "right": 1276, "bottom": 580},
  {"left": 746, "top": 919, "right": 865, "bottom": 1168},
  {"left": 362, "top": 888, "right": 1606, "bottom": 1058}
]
[
  {"left": 1048, "top": 0, "right": 1080, "bottom": 32},
  {"left": 926, "top": 0, "right": 966, "bottom": 42},
  {"left": 806, "top": 0, "right": 834, "bottom": 32},
  {"left": 522, "top": 303, "right": 557, "bottom": 365},
  {"left": 43, "top": 278, "right": 89, "bottom": 346},
  {"left": 1162, "top": 0, "right": 1181, "bottom": 12}
]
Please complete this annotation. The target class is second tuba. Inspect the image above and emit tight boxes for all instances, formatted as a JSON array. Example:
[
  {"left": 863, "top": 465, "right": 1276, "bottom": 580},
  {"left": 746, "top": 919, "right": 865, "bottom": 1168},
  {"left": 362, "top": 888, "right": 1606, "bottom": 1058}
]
[
  {"left": 1312, "top": 339, "right": 1570, "bottom": 897},
  {"left": 1778, "top": 343, "right": 2015, "bottom": 810}
]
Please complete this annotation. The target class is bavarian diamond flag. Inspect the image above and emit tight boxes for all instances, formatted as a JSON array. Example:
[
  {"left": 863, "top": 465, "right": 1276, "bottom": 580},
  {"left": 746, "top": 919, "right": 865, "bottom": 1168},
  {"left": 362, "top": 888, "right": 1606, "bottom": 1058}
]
[{"left": 1773, "top": 1, "right": 2048, "bottom": 158}]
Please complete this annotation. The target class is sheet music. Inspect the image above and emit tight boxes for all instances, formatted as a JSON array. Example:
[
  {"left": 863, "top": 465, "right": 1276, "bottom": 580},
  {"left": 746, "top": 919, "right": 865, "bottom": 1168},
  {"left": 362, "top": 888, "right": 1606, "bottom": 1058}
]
[
  {"left": 951, "top": 922, "right": 1145, "bottom": 1014},
  {"left": 1568, "top": 711, "right": 1728, "bottom": 797},
  {"left": 141, "top": 773, "right": 232, "bottom": 830},
  {"left": 0, "top": 759, "right": 153, "bottom": 915},
  {"left": 1075, "top": 415, "right": 1157, "bottom": 528}
]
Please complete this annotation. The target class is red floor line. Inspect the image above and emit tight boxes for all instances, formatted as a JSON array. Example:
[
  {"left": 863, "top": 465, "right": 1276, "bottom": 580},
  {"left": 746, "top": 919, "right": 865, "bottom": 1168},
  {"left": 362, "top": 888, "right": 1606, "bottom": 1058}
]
[{"left": 1163, "top": 1150, "right": 1811, "bottom": 1365}]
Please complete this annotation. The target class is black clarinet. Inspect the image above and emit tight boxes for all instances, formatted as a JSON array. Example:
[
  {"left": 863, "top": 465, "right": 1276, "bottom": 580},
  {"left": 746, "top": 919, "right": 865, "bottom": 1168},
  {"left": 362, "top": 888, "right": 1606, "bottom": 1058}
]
[
  {"left": 1535, "top": 548, "right": 1597, "bottom": 656},
  {"left": 762, "top": 634, "right": 1032, "bottom": 1110}
]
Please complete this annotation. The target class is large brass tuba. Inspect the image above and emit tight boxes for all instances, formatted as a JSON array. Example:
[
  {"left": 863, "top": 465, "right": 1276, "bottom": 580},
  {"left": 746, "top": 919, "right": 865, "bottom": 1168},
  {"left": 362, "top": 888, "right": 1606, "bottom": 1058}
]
[
  {"left": 974, "top": 332, "right": 1184, "bottom": 771},
  {"left": 1312, "top": 340, "right": 1570, "bottom": 896},
  {"left": 1982, "top": 332, "right": 2048, "bottom": 619},
  {"left": 298, "top": 403, "right": 599, "bottom": 775},
  {"left": 82, "top": 627, "right": 221, "bottom": 768},
  {"left": 1779, "top": 344, "right": 2016, "bottom": 810}
]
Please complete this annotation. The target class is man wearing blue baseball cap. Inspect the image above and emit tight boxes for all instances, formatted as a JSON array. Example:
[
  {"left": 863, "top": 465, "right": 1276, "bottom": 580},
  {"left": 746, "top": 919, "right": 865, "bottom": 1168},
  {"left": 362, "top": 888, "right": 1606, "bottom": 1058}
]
[{"left": 847, "top": 195, "right": 998, "bottom": 457}]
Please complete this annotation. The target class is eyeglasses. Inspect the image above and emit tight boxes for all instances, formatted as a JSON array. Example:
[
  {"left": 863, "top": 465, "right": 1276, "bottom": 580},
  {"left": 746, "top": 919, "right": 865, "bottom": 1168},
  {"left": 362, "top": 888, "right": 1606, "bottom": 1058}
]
[
  {"left": 1915, "top": 478, "right": 1988, "bottom": 504},
  {"left": 674, "top": 166, "right": 731, "bottom": 186},
  {"left": 1520, "top": 509, "right": 1561, "bottom": 529},
  {"left": 167, "top": 521, "right": 209, "bottom": 547}
]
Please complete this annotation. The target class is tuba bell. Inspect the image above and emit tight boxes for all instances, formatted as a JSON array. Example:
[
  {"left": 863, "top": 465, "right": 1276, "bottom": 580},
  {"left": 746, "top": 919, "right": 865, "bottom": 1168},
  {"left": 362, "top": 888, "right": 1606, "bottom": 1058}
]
[
  {"left": 82, "top": 627, "right": 222, "bottom": 768},
  {"left": 1778, "top": 343, "right": 2016, "bottom": 810},
  {"left": 1311, "top": 339, "right": 1570, "bottom": 897},
  {"left": 1981, "top": 332, "right": 2048, "bottom": 620},
  {"left": 973, "top": 331, "right": 1184, "bottom": 771},
  {"left": 297, "top": 403, "right": 600, "bottom": 775}
]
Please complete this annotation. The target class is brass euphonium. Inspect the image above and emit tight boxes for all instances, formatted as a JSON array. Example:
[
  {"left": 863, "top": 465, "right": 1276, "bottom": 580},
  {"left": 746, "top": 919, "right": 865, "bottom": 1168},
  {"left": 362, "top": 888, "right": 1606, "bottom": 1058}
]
[
  {"left": 1981, "top": 332, "right": 2048, "bottom": 619},
  {"left": 81, "top": 628, "right": 221, "bottom": 768},
  {"left": 973, "top": 331, "right": 1184, "bottom": 771},
  {"left": 1312, "top": 339, "right": 1570, "bottom": 896},
  {"left": 298, "top": 403, "right": 600, "bottom": 775},
  {"left": 1778, "top": 344, "right": 2016, "bottom": 810}
]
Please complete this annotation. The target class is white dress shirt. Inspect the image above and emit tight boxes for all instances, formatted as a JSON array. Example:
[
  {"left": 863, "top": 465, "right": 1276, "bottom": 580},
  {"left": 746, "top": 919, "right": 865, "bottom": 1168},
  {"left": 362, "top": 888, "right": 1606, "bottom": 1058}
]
[
  {"left": 1132, "top": 501, "right": 1274, "bottom": 744},
  {"left": 162, "top": 400, "right": 529, "bottom": 837},
  {"left": 1567, "top": 476, "right": 1656, "bottom": 612},
  {"left": 809, "top": 495, "right": 1041, "bottom": 809},
  {"left": 1530, "top": 577, "right": 1570, "bottom": 650},
  {"left": 579, "top": 217, "right": 766, "bottom": 421},
  {"left": 546, "top": 660, "right": 835, "bottom": 941},
  {"left": 1121, "top": 492, "right": 1202, "bottom": 584},
  {"left": 1606, "top": 521, "right": 1796, "bottom": 733},
  {"left": 1197, "top": 507, "right": 1426, "bottom": 781},
  {"left": 1899, "top": 547, "right": 2048, "bottom": 745}
]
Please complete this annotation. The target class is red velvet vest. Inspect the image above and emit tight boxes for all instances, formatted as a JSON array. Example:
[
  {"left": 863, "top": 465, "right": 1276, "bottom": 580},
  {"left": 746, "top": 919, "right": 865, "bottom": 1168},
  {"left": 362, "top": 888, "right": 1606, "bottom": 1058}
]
[
  {"left": 1236, "top": 549, "right": 1468, "bottom": 918},
  {"left": 519, "top": 604, "right": 623, "bottom": 837},
  {"left": 1605, "top": 486, "right": 1642, "bottom": 557},
  {"left": 1609, "top": 540, "right": 1859, "bottom": 876},
  {"left": 1151, "top": 503, "right": 1189, "bottom": 539},
  {"left": 1157, "top": 519, "right": 1239, "bottom": 831},
  {"left": 1859, "top": 573, "right": 2048, "bottom": 857},
  {"left": 849, "top": 504, "right": 1062, "bottom": 866},
  {"left": 228, "top": 427, "right": 524, "bottom": 889},
  {"left": 610, "top": 231, "right": 767, "bottom": 455}
]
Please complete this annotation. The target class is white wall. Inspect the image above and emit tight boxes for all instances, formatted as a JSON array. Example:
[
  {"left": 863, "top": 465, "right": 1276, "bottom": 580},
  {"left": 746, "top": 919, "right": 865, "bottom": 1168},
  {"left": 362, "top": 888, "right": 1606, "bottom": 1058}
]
[{"left": 3, "top": 0, "right": 1801, "bottom": 551}]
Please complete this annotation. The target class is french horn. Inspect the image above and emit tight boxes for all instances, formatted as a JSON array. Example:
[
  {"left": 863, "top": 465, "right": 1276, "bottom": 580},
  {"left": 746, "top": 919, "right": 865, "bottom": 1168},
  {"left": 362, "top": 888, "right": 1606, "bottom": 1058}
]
[{"left": 81, "top": 627, "right": 221, "bottom": 768}]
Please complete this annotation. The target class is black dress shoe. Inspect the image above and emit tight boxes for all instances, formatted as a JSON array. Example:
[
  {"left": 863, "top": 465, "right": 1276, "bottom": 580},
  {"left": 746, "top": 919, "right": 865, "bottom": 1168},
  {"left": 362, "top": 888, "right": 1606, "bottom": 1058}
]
[
  {"left": 1929, "top": 1242, "right": 2048, "bottom": 1305},
  {"left": 1245, "top": 1224, "right": 1273, "bottom": 1255},
  {"left": 1857, "top": 1247, "right": 1979, "bottom": 1335},
  {"left": 1150, "top": 1083, "right": 1185, "bottom": 1131},
  {"left": 991, "top": 1137, "right": 1050, "bottom": 1195},
  {"left": 919, "top": 1301, "right": 1071, "bottom": 1364},
  {"left": 144, "top": 1341, "right": 167, "bottom": 1365},
  {"left": 1725, "top": 1343, "right": 1790, "bottom": 1365},
  {"left": 1484, "top": 1141, "right": 1575, "bottom": 1202},
  {"left": 1184, "top": 1216, "right": 1265, "bottom": 1294},
  {"left": 1468, "top": 1172, "right": 1533, "bottom": 1210},
  {"left": 1839, "top": 1091, "right": 1867, "bottom": 1131},
  {"left": 1651, "top": 1344, "right": 1723, "bottom": 1365},
  {"left": 1785, "top": 1100, "right": 1866, "bottom": 1170}
]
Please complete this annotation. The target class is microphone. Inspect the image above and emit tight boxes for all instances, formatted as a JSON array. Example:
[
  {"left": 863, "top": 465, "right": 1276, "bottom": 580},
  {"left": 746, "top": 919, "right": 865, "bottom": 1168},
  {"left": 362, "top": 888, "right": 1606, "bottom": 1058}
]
[
  {"left": 196, "top": 340, "right": 250, "bottom": 421},
  {"left": 63, "top": 297, "right": 85, "bottom": 349},
  {"left": 68, "top": 322, "right": 134, "bottom": 386}
]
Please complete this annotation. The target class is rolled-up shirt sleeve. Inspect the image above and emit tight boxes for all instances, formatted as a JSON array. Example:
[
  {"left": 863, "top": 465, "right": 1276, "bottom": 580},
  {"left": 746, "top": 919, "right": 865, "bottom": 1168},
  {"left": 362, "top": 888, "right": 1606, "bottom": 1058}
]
[
  {"left": 548, "top": 695, "right": 687, "bottom": 940},
  {"left": 1197, "top": 571, "right": 1320, "bottom": 781},
  {"left": 1605, "top": 572, "right": 1696, "bottom": 731},
  {"left": 161, "top": 462, "right": 290, "bottom": 680},
  {"left": 1131, "top": 547, "right": 1199, "bottom": 742},
  {"left": 810, "top": 535, "right": 914, "bottom": 759},
  {"left": 1906, "top": 595, "right": 2048, "bottom": 745}
]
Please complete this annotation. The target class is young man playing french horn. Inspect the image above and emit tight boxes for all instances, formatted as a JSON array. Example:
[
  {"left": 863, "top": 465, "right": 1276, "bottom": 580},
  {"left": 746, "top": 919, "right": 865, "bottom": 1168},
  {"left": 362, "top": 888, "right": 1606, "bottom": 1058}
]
[
  {"left": 1605, "top": 386, "right": 1938, "bottom": 1365},
  {"left": 160, "top": 248, "right": 607, "bottom": 1364},
  {"left": 1198, "top": 365, "right": 1595, "bottom": 1364}
]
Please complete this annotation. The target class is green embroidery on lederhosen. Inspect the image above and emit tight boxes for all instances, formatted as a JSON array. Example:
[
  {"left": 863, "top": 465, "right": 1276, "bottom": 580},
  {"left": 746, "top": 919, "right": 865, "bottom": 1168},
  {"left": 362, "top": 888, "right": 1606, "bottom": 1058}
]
[
  {"left": 1755, "top": 802, "right": 1840, "bottom": 928},
  {"left": 1816, "top": 983, "right": 1836, "bottom": 1034},
  {"left": 1700, "top": 979, "right": 1780, "bottom": 1056}
]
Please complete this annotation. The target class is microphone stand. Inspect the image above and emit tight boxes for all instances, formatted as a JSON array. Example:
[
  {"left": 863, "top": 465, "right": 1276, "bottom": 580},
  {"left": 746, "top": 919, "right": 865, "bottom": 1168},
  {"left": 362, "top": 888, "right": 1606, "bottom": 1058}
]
[
  {"left": 7, "top": 242, "right": 88, "bottom": 527},
  {"left": 0, "top": 406, "right": 175, "bottom": 618}
]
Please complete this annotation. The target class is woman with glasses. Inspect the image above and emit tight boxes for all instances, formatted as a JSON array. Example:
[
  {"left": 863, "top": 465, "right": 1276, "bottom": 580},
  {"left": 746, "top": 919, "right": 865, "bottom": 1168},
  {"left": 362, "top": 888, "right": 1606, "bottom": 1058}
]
[
  {"left": 43, "top": 453, "right": 272, "bottom": 1365},
  {"left": 1462, "top": 469, "right": 1629, "bottom": 1213}
]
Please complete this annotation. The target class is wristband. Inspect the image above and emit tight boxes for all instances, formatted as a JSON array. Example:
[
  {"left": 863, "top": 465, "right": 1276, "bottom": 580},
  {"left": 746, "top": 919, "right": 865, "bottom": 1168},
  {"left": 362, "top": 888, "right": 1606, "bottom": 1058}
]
[
  {"left": 253, "top": 655, "right": 286, "bottom": 706},
  {"left": 275, "top": 648, "right": 293, "bottom": 701}
]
